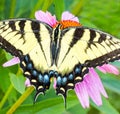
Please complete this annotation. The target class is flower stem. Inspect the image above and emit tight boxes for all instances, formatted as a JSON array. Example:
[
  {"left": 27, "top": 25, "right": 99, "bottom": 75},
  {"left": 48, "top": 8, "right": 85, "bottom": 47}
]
[
  {"left": 6, "top": 86, "right": 34, "bottom": 114},
  {"left": 0, "top": 84, "right": 13, "bottom": 109}
]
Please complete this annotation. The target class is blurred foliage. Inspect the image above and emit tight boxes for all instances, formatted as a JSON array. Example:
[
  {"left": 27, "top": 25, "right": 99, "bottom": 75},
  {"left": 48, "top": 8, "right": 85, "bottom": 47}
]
[{"left": 0, "top": 0, "right": 120, "bottom": 114}]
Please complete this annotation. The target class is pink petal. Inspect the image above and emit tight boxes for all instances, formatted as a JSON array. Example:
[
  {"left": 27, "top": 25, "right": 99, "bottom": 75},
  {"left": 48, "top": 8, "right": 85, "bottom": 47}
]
[
  {"left": 61, "top": 11, "right": 79, "bottom": 22},
  {"left": 97, "top": 64, "right": 119, "bottom": 75},
  {"left": 84, "top": 73, "right": 103, "bottom": 106},
  {"left": 53, "top": 78, "right": 56, "bottom": 89},
  {"left": 25, "top": 78, "right": 31, "bottom": 87},
  {"left": 35, "top": 10, "right": 57, "bottom": 27},
  {"left": 89, "top": 68, "right": 108, "bottom": 98},
  {"left": 2, "top": 57, "right": 20, "bottom": 67},
  {"left": 74, "top": 68, "right": 107, "bottom": 108},
  {"left": 75, "top": 81, "right": 89, "bottom": 108},
  {"left": 97, "top": 66, "right": 107, "bottom": 73}
]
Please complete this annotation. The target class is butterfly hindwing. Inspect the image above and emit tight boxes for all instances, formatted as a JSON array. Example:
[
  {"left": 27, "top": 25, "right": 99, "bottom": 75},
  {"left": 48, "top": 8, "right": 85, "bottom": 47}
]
[{"left": 0, "top": 19, "right": 54, "bottom": 97}]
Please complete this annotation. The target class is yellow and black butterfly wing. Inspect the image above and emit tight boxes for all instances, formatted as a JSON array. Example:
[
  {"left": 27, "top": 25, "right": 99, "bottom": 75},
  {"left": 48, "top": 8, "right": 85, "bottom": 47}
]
[
  {"left": 58, "top": 26, "right": 120, "bottom": 72},
  {"left": 0, "top": 19, "right": 53, "bottom": 98},
  {"left": 55, "top": 26, "right": 120, "bottom": 97}
]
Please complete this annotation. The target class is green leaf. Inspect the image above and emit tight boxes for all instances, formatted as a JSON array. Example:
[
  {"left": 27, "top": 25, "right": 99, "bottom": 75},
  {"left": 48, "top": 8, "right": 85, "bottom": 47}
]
[
  {"left": 102, "top": 75, "right": 120, "bottom": 94},
  {"left": 97, "top": 69, "right": 120, "bottom": 95},
  {"left": 10, "top": 0, "right": 16, "bottom": 18},
  {"left": 10, "top": 73, "right": 25, "bottom": 94},
  {"left": 70, "top": 0, "right": 84, "bottom": 16},
  {"left": 42, "top": 0, "right": 53, "bottom": 11},
  {"left": 13, "top": 97, "right": 88, "bottom": 114},
  {"left": 91, "top": 97, "right": 119, "bottom": 114},
  {"left": 0, "top": 95, "right": 89, "bottom": 114},
  {"left": 80, "top": 0, "right": 120, "bottom": 37},
  {"left": 0, "top": 0, "right": 5, "bottom": 19},
  {"left": 29, "top": 0, "right": 44, "bottom": 18},
  {"left": 0, "top": 66, "right": 11, "bottom": 92}
]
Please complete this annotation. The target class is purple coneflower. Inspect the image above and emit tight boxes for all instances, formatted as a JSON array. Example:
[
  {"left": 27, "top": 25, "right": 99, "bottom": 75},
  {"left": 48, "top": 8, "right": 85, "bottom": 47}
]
[{"left": 3, "top": 10, "right": 119, "bottom": 108}]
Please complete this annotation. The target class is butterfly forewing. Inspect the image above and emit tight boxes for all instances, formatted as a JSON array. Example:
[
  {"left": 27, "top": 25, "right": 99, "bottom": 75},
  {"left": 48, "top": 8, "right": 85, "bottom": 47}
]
[
  {"left": 0, "top": 19, "right": 53, "bottom": 70},
  {"left": 58, "top": 27, "right": 120, "bottom": 71}
]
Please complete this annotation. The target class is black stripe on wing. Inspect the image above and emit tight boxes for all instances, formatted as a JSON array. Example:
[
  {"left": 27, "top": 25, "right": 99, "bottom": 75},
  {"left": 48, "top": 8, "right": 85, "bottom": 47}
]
[
  {"left": 31, "top": 21, "right": 49, "bottom": 66},
  {"left": 0, "top": 35, "right": 22, "bottom": 57},
  {"left": 31, "top": 20, "right": 53, "bottom": 66},
  {"left": 9, "top": 21, "right": 16, "bottom": 31},
  {"left": 0, "top": 19, "right": 53, "bottom": 59},
  {"left": 18, "top": 20, "right": 26, "bottom": 40},
  {"left": 98, "top": 33, "right": 106, "bottom": 43},
  {"left": 88, "top": 29, "right": 97, "bottom": 47},
  {"left": 0, "top": 19, "right": 28, "bottom": 57},
  {"left": 56, "top": 28, "right": 84, "bottom": 65},
  {"left": 84, "top": 48, "right": 120, "bottom": 67}
]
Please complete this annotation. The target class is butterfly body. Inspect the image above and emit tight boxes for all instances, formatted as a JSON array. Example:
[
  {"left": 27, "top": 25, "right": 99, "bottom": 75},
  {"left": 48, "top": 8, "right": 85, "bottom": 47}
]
[{"left": 0, "top": 19, "right": 120, "bottom": 103}]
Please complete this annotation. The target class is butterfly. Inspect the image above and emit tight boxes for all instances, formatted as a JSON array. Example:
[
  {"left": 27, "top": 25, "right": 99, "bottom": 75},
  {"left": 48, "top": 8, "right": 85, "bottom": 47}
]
[{"left": 0, "top": 19, "right": 120, "bottom": 105}]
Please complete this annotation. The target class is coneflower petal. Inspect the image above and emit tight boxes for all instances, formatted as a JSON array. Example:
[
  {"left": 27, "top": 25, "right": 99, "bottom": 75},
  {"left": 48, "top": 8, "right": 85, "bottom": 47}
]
[
  {"left": 61, "top": 11, "right": 79, "bottom": 22},
  {"left": 97, "top": 64, "right": 119, "bottom": 75},
  {"left": 2, "top": 57, "right": 20, "bottom": 67},
  {"left": 84, "top": 73, "right": 102, "bottom": 106},
  {"left": 75, "top": 81, "right": 89, "bottom": 108}
]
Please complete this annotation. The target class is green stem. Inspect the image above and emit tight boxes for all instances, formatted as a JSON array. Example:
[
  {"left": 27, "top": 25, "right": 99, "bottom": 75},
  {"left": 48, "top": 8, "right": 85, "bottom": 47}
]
[
  {"left": 0, "top": 84, "right": 13, "bottom": 109},
  {"left": 6, "top": 86, "right": 34, "bottom": 114}
]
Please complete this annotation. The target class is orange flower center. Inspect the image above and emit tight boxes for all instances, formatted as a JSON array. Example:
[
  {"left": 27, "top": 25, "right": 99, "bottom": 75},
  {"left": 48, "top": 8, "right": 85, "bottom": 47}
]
[{"left": 53, "top": 20, "right": 82, "bottom": 29}]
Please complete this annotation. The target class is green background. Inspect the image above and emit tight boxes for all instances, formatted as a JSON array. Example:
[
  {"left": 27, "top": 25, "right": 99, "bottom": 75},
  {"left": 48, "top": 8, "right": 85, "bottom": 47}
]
[{"left": 0, "top": 0, "right": 120, "bottom": 114}]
